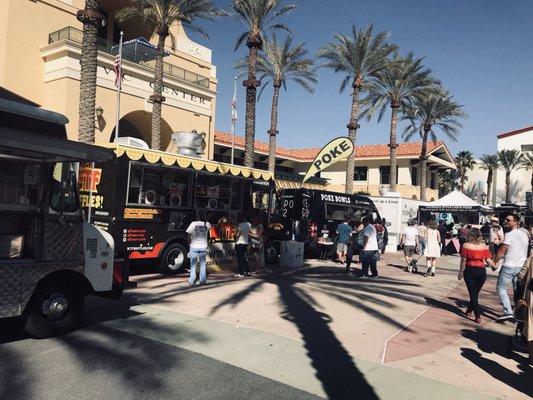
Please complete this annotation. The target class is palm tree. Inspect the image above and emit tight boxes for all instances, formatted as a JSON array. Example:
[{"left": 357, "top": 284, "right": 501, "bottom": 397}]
[
  {"left": 402, "top": 90, "right": 466, "bottom": 201},
  {"left": 498, "top": 149, "right": 524, "bottom": 203},
  {"left": 520, "top": 151, "right": 533, "bottom": 194},
  {"left": 479, "top": 153, "right": 499, "bottom": 205},
  {"left": 77, "top": 0, "right": 103, "bottom": 143},
  {"left": 454, "top": 150, "right": 475, "bottom": 193},
  {"left": 231, "top": 0, "right": 297, "bottom": 168},
  {"left": 366, "top": 52, "right": 437, "bottom": 192},
  {"left": 317, "top": 24, "right": 395, "bottom": 194},
  {"left": 439, "top": 170, "right": 458, "bottom": 196},
  {"left": 237, "top": 36, "right": 317, "bottom": 173},
  {"left": 117, "top": 0, "right": 222, "bottom": 150}
]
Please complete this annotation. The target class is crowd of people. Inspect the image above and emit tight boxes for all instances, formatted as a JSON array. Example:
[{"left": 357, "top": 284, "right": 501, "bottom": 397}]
[
  {"left": 400, "top": 214, "right": 532, "bottom": 362},
  {"left": 184, "top": 210, "right": 532, "bottom": 364}
]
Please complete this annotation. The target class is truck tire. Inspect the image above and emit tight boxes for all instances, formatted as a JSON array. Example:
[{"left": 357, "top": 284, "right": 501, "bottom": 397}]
[
  {"left": 159, "top": 242, "right": 188, "bottom": 275},
  {"left": 24, "top": 281, "right": 84, "bottom": 338}
]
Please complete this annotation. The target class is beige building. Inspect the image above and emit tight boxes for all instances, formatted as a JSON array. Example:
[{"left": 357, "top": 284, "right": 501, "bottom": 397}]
[
  {"left": 468, "top": 126, "right": 533, "bottom": 205},
  {"left": 214, "top": 131, "right": 456, "bottom": 200},
  {"left": 0, "top": 0, "right": 217, "bottom": 158}
]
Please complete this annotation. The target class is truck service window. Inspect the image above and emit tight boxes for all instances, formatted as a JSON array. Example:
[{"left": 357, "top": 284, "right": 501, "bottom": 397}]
[
  {"left": 127, "top": 163, "right": 190, "bottom": 207},
  {"left": 0, "top": 161, "right": 41, "bottom": 207},
  {"left": 325, "top": 203, "right": 368, "bottom": 221},
  {"left": 195, "top": 174, "right": 243, "bottom": 211},
  {"left": 50, "top": 162, "right": 79, "bottom": 213}
]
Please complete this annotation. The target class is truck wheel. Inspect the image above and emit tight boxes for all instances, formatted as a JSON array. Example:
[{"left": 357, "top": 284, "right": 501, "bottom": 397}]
[
  {"left": 159, "top": 243, "right": 188, "bottom": 275},
  {"left": 24, "top": 282, "right": 84, "bottom": 338}
]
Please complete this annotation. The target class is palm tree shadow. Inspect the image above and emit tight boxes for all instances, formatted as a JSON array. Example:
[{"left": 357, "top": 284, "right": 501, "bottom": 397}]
[
  {"left": 208, "top": 269, "right": 384, "bottom": 399},
  {"left": 275, "top": 275, "right": 379, "bottom": 399}
]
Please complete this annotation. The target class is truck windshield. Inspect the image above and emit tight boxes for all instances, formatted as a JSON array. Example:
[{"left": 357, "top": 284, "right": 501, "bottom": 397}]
[{"left": 50, "top": 162, "right": 79, "bottom": 212}]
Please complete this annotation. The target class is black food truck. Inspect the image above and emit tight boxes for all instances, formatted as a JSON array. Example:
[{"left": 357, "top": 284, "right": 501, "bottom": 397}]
[
  {"left": 266, "top": 188, "right": 388, "bottom": 261},
  {"left": 81, "top": 144, "right": 273, "bottom": 274}
]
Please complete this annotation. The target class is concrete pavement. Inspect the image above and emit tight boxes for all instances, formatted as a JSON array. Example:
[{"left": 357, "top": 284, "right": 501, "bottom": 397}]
[
  {"left": 1, "top": 252, "right": 530, "bottom": 399},
  {"left": 120, "top": 252, "right": 531, "bottom": 399}
]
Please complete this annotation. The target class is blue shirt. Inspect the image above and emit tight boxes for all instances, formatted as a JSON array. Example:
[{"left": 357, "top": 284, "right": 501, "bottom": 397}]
[{"left": 336, "top": 223, "right": 352, "bottom": 244}]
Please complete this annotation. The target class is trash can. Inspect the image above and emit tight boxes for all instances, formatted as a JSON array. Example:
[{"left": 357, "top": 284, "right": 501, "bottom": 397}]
[{"left": 280, "top": 241, "right": 304, "bottom": 268}]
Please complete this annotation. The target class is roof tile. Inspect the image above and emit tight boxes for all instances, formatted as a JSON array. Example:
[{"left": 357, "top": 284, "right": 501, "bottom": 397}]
[{"left": 214, "top": 130, "right": 444, "bottom": 161}]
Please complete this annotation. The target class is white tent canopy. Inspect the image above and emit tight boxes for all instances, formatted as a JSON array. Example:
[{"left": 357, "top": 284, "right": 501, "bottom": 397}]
[{"left": 428, "top": 191, "right": 482, "bottom": 207}]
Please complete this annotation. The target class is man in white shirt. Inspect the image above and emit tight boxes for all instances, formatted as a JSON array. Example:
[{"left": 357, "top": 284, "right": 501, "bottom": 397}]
[
  {"left": 186, "top": 211, "right": 211, "bottom": 286},
  {"left": 401, "top": 220, "right": 419, "bottom": 273},
  {"left": 234, "top": 216, "right": 252, "bottom": 278},
  {"left": 493, "top": 214, "right": 529, "bottom": 321},
  {"left": 358, "top": 215, "right": 379, "bottom": 278}
]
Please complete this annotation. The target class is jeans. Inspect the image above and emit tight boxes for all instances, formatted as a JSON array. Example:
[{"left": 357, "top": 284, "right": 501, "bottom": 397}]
[
  {"left": 361, "top": 250, "right": 378, "bottom": 277},
  {"left": 189, "top": 249, "right": 207, "bottom": 285},
  {"left": 418, "top": 238, "right": 426, "bottom": 255},
  {"left": 496, "top": 265, "right": 522, "bottom": 315},
  {"left": 235, "top": 244, "right": 250, "bottom": 275},
  {"left": 464, "top": 267, "right": 487, "bottom": 318}
]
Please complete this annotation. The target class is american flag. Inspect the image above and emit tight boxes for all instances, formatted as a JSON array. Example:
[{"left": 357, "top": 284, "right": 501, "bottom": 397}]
[
  {"left": 113, "top": 54, "right": 122, "bottom": 89},
  {"left": 231, "top": 76, "right": 238, "bottom": 124}
]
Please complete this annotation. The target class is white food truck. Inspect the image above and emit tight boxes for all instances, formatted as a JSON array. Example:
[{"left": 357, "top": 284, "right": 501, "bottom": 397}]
[{"left": 0, "top": 97, "right": 121, "bottom": 338}]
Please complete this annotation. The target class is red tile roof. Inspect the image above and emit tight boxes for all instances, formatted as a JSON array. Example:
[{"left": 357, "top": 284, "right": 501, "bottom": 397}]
[
  {"left": 497, "top": 125, "right": 533, "bottom": 139},
  {"left": 214, "top": 130, "right": 445, "bottom": 161}
]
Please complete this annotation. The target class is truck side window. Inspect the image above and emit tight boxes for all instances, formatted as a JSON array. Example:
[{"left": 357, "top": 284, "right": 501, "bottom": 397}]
[{"left": 50, "top": 162, "right": 79, "bottom": 212}]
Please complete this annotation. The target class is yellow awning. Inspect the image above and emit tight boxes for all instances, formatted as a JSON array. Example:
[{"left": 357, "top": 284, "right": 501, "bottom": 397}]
[
  {"left": 276, "top": 179, "right": 326, "bottom": 190},
  {"left": 103, "top": 144, "right": 273, "bottom": 181}
]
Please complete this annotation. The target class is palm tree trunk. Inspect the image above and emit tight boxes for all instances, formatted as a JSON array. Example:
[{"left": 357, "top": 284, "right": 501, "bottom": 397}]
[
  {"left": 419, "top": 130, "right": 429, "bottom": 201},
  {"left": 388, "top": 105, "right": 399, "bottom": 192},
  {"left": 505, "top": 170, "right": 511, "bottom": 203},
  {"left": 486, "top": 169, "right": 493, "bottom": 204},
  {"left": 460, "top": 171, "right": 466, "bottom": 193},
  {"left": 267, "top": 84, "right": 281, "bottom": 174},
  {"left": 530, "top": 171, "right": 533, "bottom": 195},
  {"left": 345, "top": 82, "right": 361, "bottom": 194},
  {"left": 149, "top": 32, "right": 167, "bottom": 150},
  {"left": 77, "top": 0, "right": 101, "bottom": 143},
  {"left": 244, "top": 40, "right": 261, "bottom": 168}
]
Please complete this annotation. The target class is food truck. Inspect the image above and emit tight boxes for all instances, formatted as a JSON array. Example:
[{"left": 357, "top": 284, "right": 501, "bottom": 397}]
[
  {"left": 0, "top": 97, "right": 119, "bottom": 338},
  {"left": 82, "top": 144, "right": 273, "bottom": 274},
  {"left": 266, "top": 188, "right": 388, "bottom": 260}
]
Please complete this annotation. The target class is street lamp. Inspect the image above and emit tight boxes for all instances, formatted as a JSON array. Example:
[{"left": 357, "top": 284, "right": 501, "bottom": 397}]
[{"left": 480, "top": 192, "right": 487, "bottom": 205}]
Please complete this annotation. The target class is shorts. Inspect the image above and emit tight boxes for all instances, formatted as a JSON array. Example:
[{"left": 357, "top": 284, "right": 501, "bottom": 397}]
[
  {"left": 337, "top": 243, "right": 348, "bottom": 253},
  {"left": 403, "top": 245, "right": 415, "bottom": 256}
]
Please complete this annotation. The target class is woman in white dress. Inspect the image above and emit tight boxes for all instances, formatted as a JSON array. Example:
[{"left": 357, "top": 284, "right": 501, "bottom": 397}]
[{"left": 424, "top": 221, "right": 441, "bottom": 276}]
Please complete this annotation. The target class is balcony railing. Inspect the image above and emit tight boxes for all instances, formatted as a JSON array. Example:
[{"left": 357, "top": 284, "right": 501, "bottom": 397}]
[{"left": 48, "top": 27, "right": 210, "bottom": 89}]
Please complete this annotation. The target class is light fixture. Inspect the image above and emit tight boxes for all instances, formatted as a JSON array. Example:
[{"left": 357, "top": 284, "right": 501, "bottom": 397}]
[
  {"left": 480, "top": 192, "right": 487, "bottom": 205},
  {"left": 95, "top": 106, "right": 106, "bottom": 131}
]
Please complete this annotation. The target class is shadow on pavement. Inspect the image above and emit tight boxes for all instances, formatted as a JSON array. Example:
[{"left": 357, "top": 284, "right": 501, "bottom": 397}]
[
  {"left": 202, "top": 265, "right": 434, "bottom": 399},
  {"left": 460, "top": 328, "right": 532, "bottom": 398},
  {"left": 0, "top": 344, "right": 34, "bottom": 400}
]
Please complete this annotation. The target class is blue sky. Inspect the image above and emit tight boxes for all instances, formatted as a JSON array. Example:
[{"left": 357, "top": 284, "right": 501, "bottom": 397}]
[{"left": 187, "top": 0, "right": 533, "bottom": 157}]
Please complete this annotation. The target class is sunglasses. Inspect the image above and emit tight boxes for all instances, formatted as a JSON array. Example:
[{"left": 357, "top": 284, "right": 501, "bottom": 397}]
[{"left": 504, "top": 218, "right": 513, "bottom": 222}]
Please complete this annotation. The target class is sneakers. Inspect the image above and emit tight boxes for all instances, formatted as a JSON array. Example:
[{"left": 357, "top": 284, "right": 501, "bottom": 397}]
[
  {"left": 496, "top": 314, "right": 514, "bottom": 322},
  {"left": 234, "top": 274, "right": 244, "bottom": 278}
]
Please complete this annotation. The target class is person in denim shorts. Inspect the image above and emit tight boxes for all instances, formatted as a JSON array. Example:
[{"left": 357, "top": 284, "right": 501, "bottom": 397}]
[{"left": 186, "top": 211, "right": 211, "bottom": 286}]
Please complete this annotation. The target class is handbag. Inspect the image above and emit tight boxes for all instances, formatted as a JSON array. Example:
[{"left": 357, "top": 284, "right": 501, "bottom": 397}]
[{"left": 514, "top": 257, "right": 532, "bottom": 322}]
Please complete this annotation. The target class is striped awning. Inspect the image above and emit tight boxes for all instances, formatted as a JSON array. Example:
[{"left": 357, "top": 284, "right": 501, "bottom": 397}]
[
  {"left": 276, "top": 179, "right": 326, "bottom": 190},
  {"left": 107, "top": 144, "right": 272, "bottom": 181}
]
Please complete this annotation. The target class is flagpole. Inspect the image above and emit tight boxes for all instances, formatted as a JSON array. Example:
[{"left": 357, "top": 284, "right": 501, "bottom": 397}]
[
  {"left": 114, "top": 31, "right": 124, "bottom": 141},
  {"left": 230, "top": 76, "right": 237, "bottom": 165}
]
